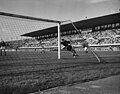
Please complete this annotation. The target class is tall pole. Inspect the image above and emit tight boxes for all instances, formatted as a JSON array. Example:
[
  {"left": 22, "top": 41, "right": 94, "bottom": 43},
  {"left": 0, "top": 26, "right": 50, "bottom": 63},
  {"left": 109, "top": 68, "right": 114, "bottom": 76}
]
[{"left": 58, "top": 22, "right": 61, "bottom": 59}]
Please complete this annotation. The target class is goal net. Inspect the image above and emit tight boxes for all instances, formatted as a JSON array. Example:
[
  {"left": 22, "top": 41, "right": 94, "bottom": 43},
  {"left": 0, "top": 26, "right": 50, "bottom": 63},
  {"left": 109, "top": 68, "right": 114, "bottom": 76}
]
[{"left": 0, "top": 12, "right": 62, "bottom": 60}]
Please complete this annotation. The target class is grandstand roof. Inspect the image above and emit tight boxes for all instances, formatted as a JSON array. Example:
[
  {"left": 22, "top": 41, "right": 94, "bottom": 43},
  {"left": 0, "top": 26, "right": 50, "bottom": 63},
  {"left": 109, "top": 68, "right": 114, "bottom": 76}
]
[{"left": 21, "top": 13, "right": 120, "bottom": 37}]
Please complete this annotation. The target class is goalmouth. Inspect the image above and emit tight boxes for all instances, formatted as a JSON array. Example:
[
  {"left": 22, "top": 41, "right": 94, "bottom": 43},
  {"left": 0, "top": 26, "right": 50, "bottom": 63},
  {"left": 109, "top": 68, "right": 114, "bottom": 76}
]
[{"left": 0, "top": 12, "right": 62, "bottom": 59}]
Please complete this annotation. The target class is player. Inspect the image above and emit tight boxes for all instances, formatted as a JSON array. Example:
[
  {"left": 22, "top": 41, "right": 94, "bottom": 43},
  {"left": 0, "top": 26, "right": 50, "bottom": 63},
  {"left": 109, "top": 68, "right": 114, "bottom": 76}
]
[
  {"left": 39, "top": 41, "right": 45, "bottom": 53},
  {"left": 109, "top": 46, "right": 113, "bottom": 51},
  {"left": 81, "top": 38, "right": 89, "bottom": 53},
  {"left": 61, "top": 39, "right": 78, "bottom": 57},
  {"left": 41, "top": 45, "right": 45, "bottom": 53},
  {"left": 0, "top": 40, "right": 6, "bottom": 56}
]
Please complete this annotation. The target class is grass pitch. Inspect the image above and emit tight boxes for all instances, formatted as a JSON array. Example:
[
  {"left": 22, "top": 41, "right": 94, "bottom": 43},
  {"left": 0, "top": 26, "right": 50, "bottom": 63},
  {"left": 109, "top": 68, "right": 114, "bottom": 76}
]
[{"left": 0, "top": 51, "right": 120, "bottom": 94}]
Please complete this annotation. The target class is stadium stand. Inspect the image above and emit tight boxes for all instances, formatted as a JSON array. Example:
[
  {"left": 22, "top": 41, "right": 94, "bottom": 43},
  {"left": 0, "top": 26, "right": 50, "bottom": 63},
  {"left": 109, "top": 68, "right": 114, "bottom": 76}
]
[
  {"left": 20, "top": 28, "right": 120, "bottom": 51},
  {"left": 2, "top": 12, "right": 120, "bottom": 51},
  {"left": 22, "top": 13, "right": 120, "bottom": 45}
]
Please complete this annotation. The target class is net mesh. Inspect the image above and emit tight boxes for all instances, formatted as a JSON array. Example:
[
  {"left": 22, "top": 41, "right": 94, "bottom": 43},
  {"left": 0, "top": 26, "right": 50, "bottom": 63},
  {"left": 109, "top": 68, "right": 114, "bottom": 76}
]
[{"left": 0, "top": 14, "right": 56, "bottom": 41}]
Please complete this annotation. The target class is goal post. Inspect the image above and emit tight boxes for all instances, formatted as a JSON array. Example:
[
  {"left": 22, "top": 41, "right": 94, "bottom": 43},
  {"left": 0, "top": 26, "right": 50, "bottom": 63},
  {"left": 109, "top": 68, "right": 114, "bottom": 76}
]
[{"left": 58, "top": 22, "right": 61, "bottom": 59}]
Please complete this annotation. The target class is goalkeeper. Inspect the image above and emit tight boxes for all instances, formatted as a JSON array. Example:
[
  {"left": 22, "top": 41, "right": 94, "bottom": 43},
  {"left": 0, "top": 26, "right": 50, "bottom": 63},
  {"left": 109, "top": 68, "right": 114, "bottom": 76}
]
[{"left": 61, "top": 39, "right": 79, "bottom": 57}]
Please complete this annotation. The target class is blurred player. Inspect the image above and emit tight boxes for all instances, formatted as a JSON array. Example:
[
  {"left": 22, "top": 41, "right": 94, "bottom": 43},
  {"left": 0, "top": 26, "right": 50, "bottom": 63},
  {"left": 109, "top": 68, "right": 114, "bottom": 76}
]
[
  {"left": 109, "top": 46, "right": 113, "bottom": 51},
  {"left": 61, "top": 39, "right": 78, "bottom": 57},
  {"left": 0, "top": 40, "right": 6, "bottom": 56},
  {"left": 81, "top": 38, "right": 89, "bottom": 53},
  {"left": 41, "top": 45, "right": 45, "bottom": 53},
  {"left": 39, "top": 41, "right": 45, "bottom": 53}
]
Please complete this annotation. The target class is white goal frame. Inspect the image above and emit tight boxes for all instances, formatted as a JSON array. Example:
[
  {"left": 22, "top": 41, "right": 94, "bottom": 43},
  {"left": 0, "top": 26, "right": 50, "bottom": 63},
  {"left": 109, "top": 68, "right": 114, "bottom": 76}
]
[{"left": 0, "top": 12, "right": 62, "bottom": 59}]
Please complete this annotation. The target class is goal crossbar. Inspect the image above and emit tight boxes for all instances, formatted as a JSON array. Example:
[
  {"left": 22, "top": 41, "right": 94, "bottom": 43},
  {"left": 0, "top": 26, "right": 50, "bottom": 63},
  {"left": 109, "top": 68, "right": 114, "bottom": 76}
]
[{"left": 0, "top": 12, "right": 61, "bottom": 23}]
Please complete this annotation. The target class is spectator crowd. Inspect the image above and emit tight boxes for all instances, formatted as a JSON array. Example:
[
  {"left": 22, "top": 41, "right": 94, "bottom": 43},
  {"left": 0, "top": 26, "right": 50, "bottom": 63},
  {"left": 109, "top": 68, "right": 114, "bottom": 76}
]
[{"left": 6, "top": 28, "right": 120, "bottom": 51}]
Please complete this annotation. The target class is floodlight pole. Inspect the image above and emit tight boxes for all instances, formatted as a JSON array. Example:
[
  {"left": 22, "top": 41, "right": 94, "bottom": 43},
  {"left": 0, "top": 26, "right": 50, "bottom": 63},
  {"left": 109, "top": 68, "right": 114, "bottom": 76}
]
[{"left": 58, "top": 22, "right": 61, "bottom": 59}]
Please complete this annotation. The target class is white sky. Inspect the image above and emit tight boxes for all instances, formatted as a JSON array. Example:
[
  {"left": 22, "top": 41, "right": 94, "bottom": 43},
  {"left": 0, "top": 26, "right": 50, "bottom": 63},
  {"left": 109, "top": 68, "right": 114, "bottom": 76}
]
[{"left": 0, "top": 0, "right": 120, "bottom": 41}]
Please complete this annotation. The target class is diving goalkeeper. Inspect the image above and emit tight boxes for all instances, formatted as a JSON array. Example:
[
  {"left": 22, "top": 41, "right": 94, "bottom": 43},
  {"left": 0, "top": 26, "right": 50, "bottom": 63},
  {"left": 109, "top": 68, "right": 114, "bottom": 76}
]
[{"left": 61, "top": 39, "right": 79, "bottom": 57}]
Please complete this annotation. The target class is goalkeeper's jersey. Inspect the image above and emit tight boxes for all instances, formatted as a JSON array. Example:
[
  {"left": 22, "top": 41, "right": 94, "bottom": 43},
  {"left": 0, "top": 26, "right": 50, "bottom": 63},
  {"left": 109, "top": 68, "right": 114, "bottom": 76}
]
[{"left": 61, "top": 40, "right": 70, "bottom": 47}]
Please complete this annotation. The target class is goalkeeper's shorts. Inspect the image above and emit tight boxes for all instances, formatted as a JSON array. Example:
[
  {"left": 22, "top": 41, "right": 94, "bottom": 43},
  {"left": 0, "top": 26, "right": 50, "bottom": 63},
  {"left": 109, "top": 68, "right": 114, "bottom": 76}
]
[{"left": 66, "top": 45, "right": 72, "bottom": 51}]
